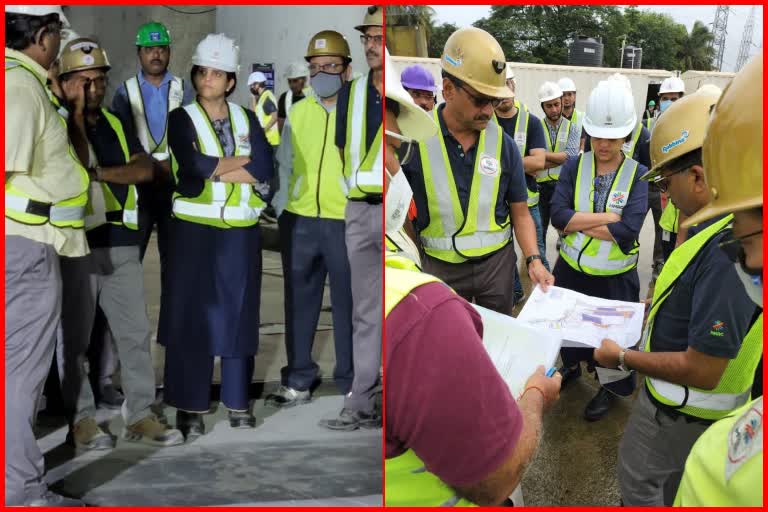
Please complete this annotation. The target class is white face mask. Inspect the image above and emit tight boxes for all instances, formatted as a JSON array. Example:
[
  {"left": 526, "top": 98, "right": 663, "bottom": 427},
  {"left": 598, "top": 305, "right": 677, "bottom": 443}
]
[
  {"left": 734, "top": 262, "right": 763, "bottom": 307},
  {"left": 385, "top": 167, "right": 413, "bottom": 236}
]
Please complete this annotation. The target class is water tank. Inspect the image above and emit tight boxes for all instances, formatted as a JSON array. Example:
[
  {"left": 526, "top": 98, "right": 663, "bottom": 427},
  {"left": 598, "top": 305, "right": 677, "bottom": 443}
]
[
  {"left": 569, "top": 35, "right": 604, "bottom": 67},
  {"left": 622, "top": 45, "right": 643, "bottom": 69}
]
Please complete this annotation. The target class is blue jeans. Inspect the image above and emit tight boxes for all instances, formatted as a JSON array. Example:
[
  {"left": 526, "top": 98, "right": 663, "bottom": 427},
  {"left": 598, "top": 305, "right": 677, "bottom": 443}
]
[{"left": 514, "top": 204, "right": 550, "bottom": 298}]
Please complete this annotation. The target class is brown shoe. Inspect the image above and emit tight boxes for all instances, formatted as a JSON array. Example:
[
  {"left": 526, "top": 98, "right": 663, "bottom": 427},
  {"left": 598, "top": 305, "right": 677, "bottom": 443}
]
[
  {"left": 67, "top": 417, "right": 115, "bottom": 450},
  {"left": 122, "top": 415, "right": 184, "bottom": 446}
]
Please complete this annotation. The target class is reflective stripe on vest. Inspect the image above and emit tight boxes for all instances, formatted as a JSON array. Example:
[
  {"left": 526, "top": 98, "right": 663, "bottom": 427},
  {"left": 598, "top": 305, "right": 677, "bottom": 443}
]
[
  {"left": 645, "top": 117, "right": 656, "bottom": 133},
  {"left": 419, "top": 108, "right": 511, "bottom": 263},
  {"left": 84, "top": 109, "right": 139, "bottom": 231},
  {"left": 536, "top": 116, "right": 571, "bottom": 182},
  {"left": 494, "top": 110, "right": 538, "bottom": 207},
  {"left": 344, "top": 75, "right": 383, "bottom": 198},
  {"left": 172, "top": 102, "right": 265, "bottom": 228},
  {"left": 5, "top": 58, "right": 89, "bottom": 228},
  {"left": 642, "top": 214, "right": 763, "bottom": 420},
  {"left": 622, "top": 122, "right": 643, "bottom": 159},
  {"left": 558, "top": 153, "right": 640, "bottom": 275},
  {"left": 124, "top": 75, "right": 183, "bottom": 156},
  {"left": 255, "top": 89, "right": 280, "bottom": 146},
  {"left": 568, "top": 109, "right": 584, "bottom": 142}
]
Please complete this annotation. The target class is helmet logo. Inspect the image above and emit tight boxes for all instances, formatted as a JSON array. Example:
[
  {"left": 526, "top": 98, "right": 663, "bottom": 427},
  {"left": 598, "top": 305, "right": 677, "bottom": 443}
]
[
  {"left": 315, "top": 38, "right": 327, "bottom": 49},
  {"left": 445, "top": 48, "right": 464, "bottom": 67},
  {"left": 149, "top": 32, "right": 161, "bottom": 42},
  {"left": 82, "top": 55, "right": 95, "bottom": 65},
  {"left": 605, "top": 114, "right": 613, "bottom": 125},
  {"left": 492, "top": 59, "right": 505, "bottom": 74},
  {"left": 661, "top": 129, "right": 690, "bottom": 154}
]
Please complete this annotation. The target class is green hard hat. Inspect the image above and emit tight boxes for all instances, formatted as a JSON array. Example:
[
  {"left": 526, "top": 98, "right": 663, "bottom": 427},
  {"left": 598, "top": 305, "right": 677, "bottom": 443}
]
[
  {"left": 648, "top": 100, "right": 656, "bottom": 106},
  {"left": 136, "top": 22, "right": 171, "bottom": 47}
]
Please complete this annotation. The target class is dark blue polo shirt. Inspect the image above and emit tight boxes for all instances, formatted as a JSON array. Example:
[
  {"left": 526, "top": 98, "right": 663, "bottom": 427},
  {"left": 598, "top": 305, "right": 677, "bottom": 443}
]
[
  {"left": 86, "top": 109, "right": 145, "bottom": 249},
  {"left": 335, "top": 69, "right": 382, "bottom": 156},
  {"left": 496, "top": 110, "right": 547, "bottom": 195},
  {"left": 403, "top": 104, "right": 528, "bottom": 232}
]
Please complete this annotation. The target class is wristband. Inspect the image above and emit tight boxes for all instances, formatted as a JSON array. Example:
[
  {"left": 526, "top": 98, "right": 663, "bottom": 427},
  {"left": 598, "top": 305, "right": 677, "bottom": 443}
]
[
  {"left": 520, "top": 385, "right": 546, "bottom": 401},
  {"left": 526, "top": 254, "right": 542, "bottom": 267}
]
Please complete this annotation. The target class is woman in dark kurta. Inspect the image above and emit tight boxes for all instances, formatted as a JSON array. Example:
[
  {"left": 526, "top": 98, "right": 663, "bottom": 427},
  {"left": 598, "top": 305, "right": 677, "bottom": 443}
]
[{"left": 160, "top": 34, "right": 273, "bottom": 440}]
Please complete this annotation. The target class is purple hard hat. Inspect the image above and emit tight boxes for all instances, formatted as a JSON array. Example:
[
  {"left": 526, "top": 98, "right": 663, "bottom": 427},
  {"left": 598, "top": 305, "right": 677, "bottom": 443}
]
[{"left": 400, "top": 64, "right": 437, "bottom": 94}]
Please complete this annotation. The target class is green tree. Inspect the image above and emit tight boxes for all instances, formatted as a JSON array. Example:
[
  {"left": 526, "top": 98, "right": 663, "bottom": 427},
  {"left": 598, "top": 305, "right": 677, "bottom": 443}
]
[
  {"left": 677, "top": 21, "right": 715, "bottom": 71},
  {"left": 428, "top": 22, "right": 459, "bottom": 58},
  {"left": 622, "top": 8, "right": 688, "bottom": 70}
]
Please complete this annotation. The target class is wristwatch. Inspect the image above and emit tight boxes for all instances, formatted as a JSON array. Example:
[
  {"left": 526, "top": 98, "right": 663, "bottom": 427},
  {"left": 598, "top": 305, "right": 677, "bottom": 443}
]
[
  {"left": 525, "top": 254, "right": 542, "bottom": 267},
  {"left": 618, "top": 349, "right": 630, "bottom": 372}
]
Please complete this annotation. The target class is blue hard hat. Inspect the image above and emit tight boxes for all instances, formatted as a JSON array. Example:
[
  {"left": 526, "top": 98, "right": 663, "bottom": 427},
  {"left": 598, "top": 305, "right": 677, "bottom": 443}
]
[{"left": 400, "top": 64, "right": 437, "bottom": 94}]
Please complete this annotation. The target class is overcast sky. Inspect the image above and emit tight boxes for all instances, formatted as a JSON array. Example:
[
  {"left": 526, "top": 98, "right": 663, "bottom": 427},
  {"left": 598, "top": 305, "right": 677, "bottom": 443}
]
[{"left": 432, "top": 5, "right": 762, "bottom": 72}]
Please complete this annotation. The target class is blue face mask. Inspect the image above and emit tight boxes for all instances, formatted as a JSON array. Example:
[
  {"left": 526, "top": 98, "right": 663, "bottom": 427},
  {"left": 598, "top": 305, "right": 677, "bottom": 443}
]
[{"left": 659, "top": 99, "right": 673, "bottom": 112}]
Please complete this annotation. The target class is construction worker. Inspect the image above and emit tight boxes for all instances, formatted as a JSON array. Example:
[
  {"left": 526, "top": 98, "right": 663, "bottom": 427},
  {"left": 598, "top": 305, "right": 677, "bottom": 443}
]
[
  {"left": 384, "top": 48, "right": 562, "bottom": 506},
  {"left": 494, "top": 64, "right": 549, "bottom": 304},
  {"left": 248, "top": 70, "right": 280, "bottom": 148},
  {"left": 402, "top": 27, "right": 553, "bottom": 317},
  {"left": 277, "top": 61, "right": 310, "bottom": 133},
  {"left": 5, "top": 5, "right": 88, "bottom": 506},
  {"left": 673, "top": 55, "right": 763, "bottom": 508},
  {"left": 266, "top": 30, "right": 354, "bottom": 408},
  {"left": 320, "top": 5, "right": 383, "bottom": 431},
  {"left": 56, "top": 38, "right": 183, "bottom": 450},
  {"left": 400, "top": 63, "right": 437, "bottom": 112},
  {"left": 505, "top": 65, "right": 528, "bottom": 112},
  {"left": 551, "top": 80, "right": 649, "bottom": 421},
  {"left": 159, "top": 33, "right": 274, "bottom": 440},
  {"left": 558, "top": 76, "right": 586, "bottom": 151},
  {"left": 593, "top": 84, "right": 761, "bottom": 506},
  {"left": 643, "top": 99, "right": 656, "bottom": 124},
  {"left": 536, "top": 80, "right": 582, "bottom": 257}
]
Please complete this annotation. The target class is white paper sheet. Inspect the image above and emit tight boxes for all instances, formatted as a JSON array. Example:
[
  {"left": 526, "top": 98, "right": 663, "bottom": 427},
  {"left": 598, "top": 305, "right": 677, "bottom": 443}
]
[
  {"left": 517, "top": 285, "right": 644, "bottom": 349},
  {"left": 471, "top": 304, "right": 562, "bottom": 398}
]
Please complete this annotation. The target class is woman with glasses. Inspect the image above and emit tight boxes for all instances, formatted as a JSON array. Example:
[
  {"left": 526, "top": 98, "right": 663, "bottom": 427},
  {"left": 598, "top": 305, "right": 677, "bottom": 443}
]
[
  {"left": 549, "top": 79, "right": 648, "bottom": 422},
  {"left": 159, "top": 33, "right": 273, "bottom": 440}
]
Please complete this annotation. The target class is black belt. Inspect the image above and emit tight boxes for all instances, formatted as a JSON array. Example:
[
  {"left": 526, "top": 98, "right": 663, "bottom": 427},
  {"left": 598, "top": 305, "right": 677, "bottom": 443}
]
[
  {"left": 105, "top": 211, "right": 124, "bottom": 223},
  {"left": 24, "top": 199, "right": 53, "bottom": 217},
  {"left": 349, "top": 195, "right": 383, "bottom": 205},
  {"left": 644, "top": 383, "right": 714, "bottom": 426}
]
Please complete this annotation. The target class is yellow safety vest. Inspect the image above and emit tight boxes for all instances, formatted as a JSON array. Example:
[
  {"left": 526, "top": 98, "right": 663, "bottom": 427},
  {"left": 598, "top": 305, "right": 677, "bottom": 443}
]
[
  {"left": 254, "top": 89, "right": 280, "bottom": 146},
  {"left": 4, "top": 58, "right": 89, "bottom": 229},
  {"left": 384, "top": 255, "right": 476, "bottom": 507},
  {"left": 536, "top": 116, "right": 572, "bottom": 183},
  {"left": 674, "top": 397, "right": 763, "bottom": 507},
  {"left": 645, "top": 117, "right": 656, "bottom": 132},
  {"left": 285, "top": 95, "right": 347, "bottom": 220},
  {"left": 642, "top": 215, "right": 763, "bottom": 421},
  {"left": 493, "top": 109, "right": 538, "bottom": 207},
  {"left": 171, "top": 101, "right": 266, "bottom": 229},
  {"left": 343, "top": 74, "right": 383, "bottom": 199},
  {"left": 124, "top": 74, "right": 183, "bottom": 157},
  {"left": 419, "top": 108, "right": 510, "bottom": 263},
  {"left": 559, "top": 153, "right": 640, "bottom": 275},
  {"left": 567, "top": 109, "right": 585, "bottom": 143},
  {"left": 660, "top": 200, "right": 680, "bottom": 234},
  {"left": 84, "top": 109, "right": 139, "bottom": 231},
  {"left": 621, "top": 122, "right": 644, "bottom": 159}
]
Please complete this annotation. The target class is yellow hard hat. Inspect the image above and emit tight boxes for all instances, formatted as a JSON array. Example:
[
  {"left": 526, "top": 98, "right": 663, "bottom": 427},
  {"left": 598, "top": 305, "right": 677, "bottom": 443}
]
[
  {"left": 683, "top": 53, "right": 763, "bottom": 228},
  {"left": 305, "top": 30, "right": 351, "bottom": 62},
  {"left": 355, "top": 5, "right": 383, "bottom": 33},
  {"left": 58, "top": 37, "right": 111, "bottom": 77},
  {"left": 440, "top": 27, "right": 512, "bottom": 99},
  {"left": 641, "top": 85, "right": 722, "bottom": 182}
]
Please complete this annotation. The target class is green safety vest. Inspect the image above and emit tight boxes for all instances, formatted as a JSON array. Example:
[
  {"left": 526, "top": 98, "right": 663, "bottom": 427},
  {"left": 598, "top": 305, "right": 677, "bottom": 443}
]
[
  {"left": 494, "top": 108, "right": 539, "bottom": 207},
  {"left": 660, "top": 200, "right": 680, "bottom": 234},
  {"left": 536, "top": 116, "right": 572, "bottom": 183},
  {"left": 285, "top": 95, "right": 347, "bottom": 220},
  {"left": 124, "top": 74, "right": 183, "bottom": 157},
  {"left": 621, "top": 122, "right": 644, "bottom": 159},
  {"left": 645, "top": 117, "right": 656, "bottom": 132},
  {"left": 84, "top": 109, "right": 139, "bottom": 231},
  {"left": 419, "top": 108, "right": 510, "bottom": 263},
  {"left": 254, "top": 89, "right": 280, "bottom": 146},
  {"left": 642, "top": 215, "right": 763, "bottom": 421},
  {"left": 4, "top": 58, "right": 89, "bottom": 229},
  {"left": 567, "top": 109, "right": 585, "bottom": 143},
  {"left": 171, "top": 101, "right": 266, "bottom": 229},
  {"left": 343, "top": 74, "right": 383, "bottom": 199},
  {"left": 384, "top": 255, "right": 476, "bottom": 507},
  {"left": 559, "top": 153, "right": 640, "bottom": 275},
  {"left": 674, "top": 396, "right": 763, "bottom": 506}
]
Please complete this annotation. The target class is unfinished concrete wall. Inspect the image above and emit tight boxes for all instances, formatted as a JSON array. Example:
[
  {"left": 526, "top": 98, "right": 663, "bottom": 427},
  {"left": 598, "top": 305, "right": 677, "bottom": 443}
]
[{"left": 63, "top": 5, "right": 216, "bottom": 105}]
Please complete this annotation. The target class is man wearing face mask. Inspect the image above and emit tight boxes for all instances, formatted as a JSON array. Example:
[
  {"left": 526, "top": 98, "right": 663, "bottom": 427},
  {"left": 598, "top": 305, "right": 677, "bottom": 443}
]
[
  {"left": 266, "top": 30, "right": 354, "bottom": 409},
  {"left": 672, "top": 54, "right": 762, "bottom": 507},
  {"left": 402, "top": 27, "right": 554, "bottom": 317},
  {"left": 593, "top": 85, "right": 761, "bottom": 506},
  {"left": 248, "top": 70, "right": 280, "bottom": 148}
]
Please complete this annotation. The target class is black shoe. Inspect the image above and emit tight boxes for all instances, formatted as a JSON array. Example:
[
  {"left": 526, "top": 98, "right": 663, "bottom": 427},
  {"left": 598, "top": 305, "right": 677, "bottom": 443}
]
[
  {"left": 228, "top": 410, "right": 256, "bottom": 429},
  {"left": 558, "top": 364, "right": 582, "bottom": 388},
  {"left": 176, "top": 410, "right": 205, "bottom": 441},
  {"left": 584, "top": 387, "right": 616, "bottom": 422},
  {"left": 318, "top": 408, "right": 381, "bottom": 431}
]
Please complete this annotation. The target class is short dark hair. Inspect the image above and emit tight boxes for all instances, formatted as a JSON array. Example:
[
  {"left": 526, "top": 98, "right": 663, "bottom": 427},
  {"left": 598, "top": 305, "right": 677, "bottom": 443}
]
[
  {"left": 191, "top": 65, "right": 237, "bottom": 98},
  {"left": 5, "top": 13, "right": 61, "bottom": 51},
  {"left": 661, "top": 147, "right": 703, "bottom": 175},
  {"left": 385, "top": 98, "right": 400, "bottom": 117}
]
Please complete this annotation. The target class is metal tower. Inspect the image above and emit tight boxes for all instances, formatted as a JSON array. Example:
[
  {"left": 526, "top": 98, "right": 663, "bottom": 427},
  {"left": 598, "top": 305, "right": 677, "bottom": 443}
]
[
  {"left": 736, "top": 6, "right": 757, "bottom": 71},
  {"left": 710, "top": 5, "right": 729, "bottom": 71}
]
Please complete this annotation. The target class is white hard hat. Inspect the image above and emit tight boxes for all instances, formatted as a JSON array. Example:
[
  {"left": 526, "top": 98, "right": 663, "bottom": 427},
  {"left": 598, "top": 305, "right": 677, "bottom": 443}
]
[
  {"left": 191, "top": 33, "right": 239, "bottom": 73},
  {"left": 659, "top": 76, "right": 685, "bottom": 95},
  {"left": 582, "top": 80, "right": 637, "bottom": 139},
  {"left": 696, "top": 83, "right": 722, "bottom": 96},
  {"left": 286, "top": 61, "right": 308, "bottom": 80},
  {"left": 538, "top": 81, "right": 563, "bottom": 103},
  {"left": 384, "top": 47, "right": 437, "bottom": 142},
  {"left": 557, "top": 77, "right": 576, "bottom": 92},
  {"left": 505, "top": 64, "right": 515, "bottom": 80},
  {"left": 247, "top": 71, "right": 267, "bottom": 86},
  {"left": 57, "top": 28, "right": 80, "bottom": 60},
  {"left": 607, "top": 73, "right": 632, "bottom": 92},
  {"left": 5, "top": 5, "right": 69, "bottom": 27}
]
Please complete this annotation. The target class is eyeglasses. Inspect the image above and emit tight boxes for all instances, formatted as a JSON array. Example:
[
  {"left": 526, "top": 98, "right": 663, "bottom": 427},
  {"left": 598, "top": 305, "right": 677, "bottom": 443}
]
[
  {"left": 452, "top": 80, "right": 502, "bottom": 109},
  {"left": 386, "top": 130, "right": 416, "bottom": 167},
  {"left": 308, "top": 62, "right": 345, "bottom": 75},
  {"left": 718, "top": 229, "right": 763, "bottom": 263},
  {"left": 360, "top": 34, "right": 383, "bottom": 45},
  {"left": 407, "top": 89, "right": 436, "bottom": 101},
  {"left": 654, "top": 166, "right": 690, "bottom": 193}
]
